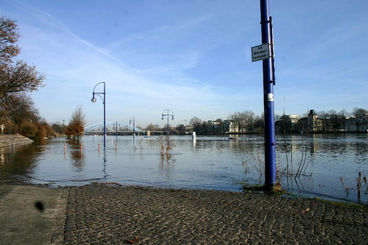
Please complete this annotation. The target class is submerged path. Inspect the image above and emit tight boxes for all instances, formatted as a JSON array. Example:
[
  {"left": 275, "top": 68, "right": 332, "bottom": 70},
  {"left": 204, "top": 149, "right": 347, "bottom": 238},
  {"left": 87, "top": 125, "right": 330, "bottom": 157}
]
[{"left": 63, "top": 183, "right": 368, "bottom": 244}]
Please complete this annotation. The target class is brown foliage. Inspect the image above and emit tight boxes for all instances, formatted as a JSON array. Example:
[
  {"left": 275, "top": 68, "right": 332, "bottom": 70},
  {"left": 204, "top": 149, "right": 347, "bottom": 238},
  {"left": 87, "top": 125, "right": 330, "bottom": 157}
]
[
  {"left": 0, "top": 17, "right": 19, "bottom": 64},
  {"left": 0, "top": 16, "right": 44, "bottom": 119},
  {"left": 0, "top": 16, "right": 49, "bottom": 139},
  {"left": 0, "top": 61, "right": 45, "bottom": 96},
  {"left": 0, "top": 17, "right": 44, "bottom": 97},
  {"left": 36, "top": 121, "right": 55, "bottom": 139},
  {"left": 1, "top": 93, "right": 39, "bottom": 126},
  {"left": 65, "top": 107, "right": 86, "bottom": 138},
  {"left": 20, "top": 121, "right": 37, "bottom": 137}
]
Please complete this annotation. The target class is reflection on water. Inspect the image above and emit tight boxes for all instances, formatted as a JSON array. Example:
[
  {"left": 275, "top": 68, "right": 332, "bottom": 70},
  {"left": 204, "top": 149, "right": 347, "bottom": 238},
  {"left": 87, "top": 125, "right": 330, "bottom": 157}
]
[
  {"left": 0, "top": 134, "right": 367, "bottom": 204},
  {"left": 66, "top": 140, "right": 85, "bottom": 172},
  {"left": 0, "top": 144, "right": 43, "bottom": 181},
  {"left": 274, "top": 134, "right": 368, "bottom": 203}
]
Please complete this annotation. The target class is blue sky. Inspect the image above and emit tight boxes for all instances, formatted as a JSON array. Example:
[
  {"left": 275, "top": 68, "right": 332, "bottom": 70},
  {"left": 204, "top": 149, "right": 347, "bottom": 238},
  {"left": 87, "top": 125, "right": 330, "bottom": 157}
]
[{"left": 1, "top": 0, "right": 367, "bottom": 127}]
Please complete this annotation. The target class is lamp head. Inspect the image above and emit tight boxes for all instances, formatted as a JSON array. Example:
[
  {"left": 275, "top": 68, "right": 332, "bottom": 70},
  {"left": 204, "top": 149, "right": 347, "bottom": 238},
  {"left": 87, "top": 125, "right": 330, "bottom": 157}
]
[{"left": 91, "top": 97, "right": 97, "bottom": 103}]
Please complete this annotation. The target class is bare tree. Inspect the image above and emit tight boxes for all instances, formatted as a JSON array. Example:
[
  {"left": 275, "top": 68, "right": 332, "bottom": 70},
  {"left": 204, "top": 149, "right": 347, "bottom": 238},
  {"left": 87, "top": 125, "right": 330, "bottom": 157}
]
[
  {"left": 65, "top": 107, "right": 86, "bottom": 141},
  {"left": 2, "top": 93, "right": 40, "bottom": 133},
  {"left": 229, "top": 111, "right": 255, "bottom": 132},
  {"left": 0, "top": 16, "right": 45, "bottom": 134},
  {"left": 189, "top": 117, "right": 203, "bottom": 134},
  {"left": 0, "top": 17, "right": 44, "bottom": 98},
  {"left": 189, "top": 116, "right": 202, "bottom": 126},
  {"left": 353, "top": 107, "right": 368, "bottom": 132},
  {"left": 145, "top": 123, "right": 162, "bottom": 131},
  {"left": 175, "top": 124, "right": 186, "bottom": 135}
]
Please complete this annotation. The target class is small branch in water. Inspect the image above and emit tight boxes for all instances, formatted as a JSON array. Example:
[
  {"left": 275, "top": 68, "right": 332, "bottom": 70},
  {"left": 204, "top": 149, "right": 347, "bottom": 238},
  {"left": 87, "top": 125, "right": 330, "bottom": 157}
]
[
  {"left": 357, "top": 172, "right": 361, "bottom": 203},
  {"left": 340, "top": 177, "right": 349, "bottom": 195},
  {"left": 363, "top": 176, "right": 368, "bottom": 194}
]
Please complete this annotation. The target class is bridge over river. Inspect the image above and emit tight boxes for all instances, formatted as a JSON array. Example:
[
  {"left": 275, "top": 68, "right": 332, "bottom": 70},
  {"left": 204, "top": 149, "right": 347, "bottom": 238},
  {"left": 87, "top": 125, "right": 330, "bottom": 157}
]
[{"left": 84, "top": 121, "right": 144, "bottom": 135}]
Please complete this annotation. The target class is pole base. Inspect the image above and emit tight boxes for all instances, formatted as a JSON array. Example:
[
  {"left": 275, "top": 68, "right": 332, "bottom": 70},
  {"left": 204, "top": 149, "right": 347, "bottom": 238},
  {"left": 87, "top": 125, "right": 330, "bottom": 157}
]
[{"left": 264, "top": 182, "right": 282, "bottom": 192}]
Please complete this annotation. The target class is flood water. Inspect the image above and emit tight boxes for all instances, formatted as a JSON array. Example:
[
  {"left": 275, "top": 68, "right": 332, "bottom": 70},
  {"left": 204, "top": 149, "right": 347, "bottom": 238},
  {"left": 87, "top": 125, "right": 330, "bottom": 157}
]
[{"left": 0, "top": 134, "right": 367, "bottom": 204}]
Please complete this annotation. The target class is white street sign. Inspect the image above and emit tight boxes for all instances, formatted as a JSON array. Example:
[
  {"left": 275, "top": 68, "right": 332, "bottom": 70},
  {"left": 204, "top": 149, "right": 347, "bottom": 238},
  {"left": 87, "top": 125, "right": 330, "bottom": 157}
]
[{"left": 251, "top": 43, "right": 271, "bottom": 62}]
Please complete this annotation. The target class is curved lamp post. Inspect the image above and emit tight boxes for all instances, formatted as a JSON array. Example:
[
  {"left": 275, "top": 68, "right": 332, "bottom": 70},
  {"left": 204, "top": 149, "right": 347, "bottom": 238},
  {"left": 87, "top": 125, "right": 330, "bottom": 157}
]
[
  {"left": 161, "top": 109, "right": 174, "bottom": 135},
  {"left": 91, "top": 82, "right": 106, "bottom": 148}
]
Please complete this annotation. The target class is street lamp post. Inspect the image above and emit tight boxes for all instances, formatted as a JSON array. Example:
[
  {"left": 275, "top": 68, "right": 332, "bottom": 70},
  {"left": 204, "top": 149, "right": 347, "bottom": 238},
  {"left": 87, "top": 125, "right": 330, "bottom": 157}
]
[
  {"left": 91, "top": 82, "right": 106, "bottom": 148},
  {"left": 161, "top": 109, "right": 174, "bottom": 135}
]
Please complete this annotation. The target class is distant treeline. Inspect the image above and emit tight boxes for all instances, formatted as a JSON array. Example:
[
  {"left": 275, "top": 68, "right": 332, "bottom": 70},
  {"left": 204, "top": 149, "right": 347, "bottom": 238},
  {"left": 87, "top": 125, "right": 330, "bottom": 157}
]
[{"left": 145, "top": 108, "right": 368, "bottom": 136}]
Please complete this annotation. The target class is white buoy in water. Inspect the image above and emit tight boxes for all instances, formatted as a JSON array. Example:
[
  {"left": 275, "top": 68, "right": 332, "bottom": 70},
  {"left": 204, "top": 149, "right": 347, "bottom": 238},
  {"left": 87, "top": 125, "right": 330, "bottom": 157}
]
[{"left": 192, "top": 131, "right": 196, "bottom": 141}]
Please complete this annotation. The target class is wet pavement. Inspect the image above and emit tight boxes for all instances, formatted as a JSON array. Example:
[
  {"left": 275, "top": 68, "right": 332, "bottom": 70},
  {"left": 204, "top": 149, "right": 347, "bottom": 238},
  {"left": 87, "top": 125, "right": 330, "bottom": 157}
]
[
  {"left": 0, "top": 184, "right": 66, "bottom": 245},
  {"left": 1, "top": 183, "right": 367, "bottom": 244},
  {"left": 63, "top": 183, "right": 368, "bottom": 244}
]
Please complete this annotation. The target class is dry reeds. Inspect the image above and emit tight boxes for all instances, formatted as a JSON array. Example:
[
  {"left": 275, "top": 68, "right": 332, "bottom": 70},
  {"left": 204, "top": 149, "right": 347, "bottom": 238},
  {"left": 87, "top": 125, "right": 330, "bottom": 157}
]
[
  {"left": 158, "top": 135, "right": 175, "bottom": 163},
  {"left": 241, "top": 152, "right": 264, "bottom": 177},
  {"left": 357, "top": 172, "right": 362, "bottom": 202},
  {"left": 340, "top": 177, "right": 349, "bottom": 195},
  {"left": 279, "top": 134, "right": 311, "bottom": 179}
]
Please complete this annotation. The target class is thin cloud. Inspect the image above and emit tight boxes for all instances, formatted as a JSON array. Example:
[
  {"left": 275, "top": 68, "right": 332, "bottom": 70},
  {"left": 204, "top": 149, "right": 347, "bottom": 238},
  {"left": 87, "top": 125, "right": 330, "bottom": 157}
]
[{"left": 9, "top": 2, "right": 226, "bottom": 125}]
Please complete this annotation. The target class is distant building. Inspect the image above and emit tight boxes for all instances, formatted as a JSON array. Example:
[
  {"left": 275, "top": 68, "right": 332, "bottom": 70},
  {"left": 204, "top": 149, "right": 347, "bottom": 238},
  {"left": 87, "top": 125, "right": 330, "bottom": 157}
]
[
  {"left": 275, "top": 114, "right": 300, "bottom": 134},
  {"left": 207, "top": 119, "right": 226, "bottom": 134},
  {"left": 223, "top": 120, "right": 239, "bottom": 133},
  {"left": 297, "top": 110, "right": 323, "bottom": 134},
  {"left": 345, "top": 116, "right": 368, "bottom": 132},
  {"left": 229, "top": 121, "right": 239, "bottom": 133},
  {"left": 290, "top": 114, "right": 300, "bottom": 124},
  {"left": 308, "top": 110, "right": 323, "bottom": 132}
]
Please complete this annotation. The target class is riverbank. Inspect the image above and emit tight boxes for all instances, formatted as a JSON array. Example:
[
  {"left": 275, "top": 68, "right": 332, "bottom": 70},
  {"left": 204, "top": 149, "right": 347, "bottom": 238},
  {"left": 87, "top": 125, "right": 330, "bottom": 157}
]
[
  {"left": 0, "top": 134, "right": 33, "bottom": 148},
  {"left": 0, "top": 183, "right": 367, "bottom": 244}
]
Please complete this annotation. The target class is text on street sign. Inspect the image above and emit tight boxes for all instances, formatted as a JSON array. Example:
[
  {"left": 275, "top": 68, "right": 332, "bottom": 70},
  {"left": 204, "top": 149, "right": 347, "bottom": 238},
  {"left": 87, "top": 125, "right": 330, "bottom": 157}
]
[{"left": 251, "top": 43, "right": 271, "bottom": 62}]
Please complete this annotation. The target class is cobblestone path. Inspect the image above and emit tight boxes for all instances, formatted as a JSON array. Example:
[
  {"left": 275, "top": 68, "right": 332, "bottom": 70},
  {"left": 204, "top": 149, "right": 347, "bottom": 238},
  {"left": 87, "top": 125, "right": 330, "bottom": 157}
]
[{"left": 64, "top": 184, "right": 368, "bottom": 244}]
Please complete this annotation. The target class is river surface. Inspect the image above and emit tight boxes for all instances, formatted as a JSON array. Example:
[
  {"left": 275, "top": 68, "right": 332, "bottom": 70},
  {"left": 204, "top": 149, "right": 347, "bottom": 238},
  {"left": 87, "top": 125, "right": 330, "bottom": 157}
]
[{"left": 0, "top": 134, "right": 367, "bottom": 204}]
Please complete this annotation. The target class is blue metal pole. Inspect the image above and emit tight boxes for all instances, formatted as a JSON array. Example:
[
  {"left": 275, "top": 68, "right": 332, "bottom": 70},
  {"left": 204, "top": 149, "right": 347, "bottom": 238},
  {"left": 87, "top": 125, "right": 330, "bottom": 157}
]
[
  {"left": 103, "top": 82, "right": 106, "bottom": 149},
  {"left": 260, "top": 0, "right": 276, "bottom": 188}
]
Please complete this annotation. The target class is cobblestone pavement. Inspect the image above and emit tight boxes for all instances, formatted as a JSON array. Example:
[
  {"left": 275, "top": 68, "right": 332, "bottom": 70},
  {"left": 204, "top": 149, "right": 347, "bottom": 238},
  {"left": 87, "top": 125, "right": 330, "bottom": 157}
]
[{"left": 64, "top": 183, "right": 368, "bottom": 244}]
